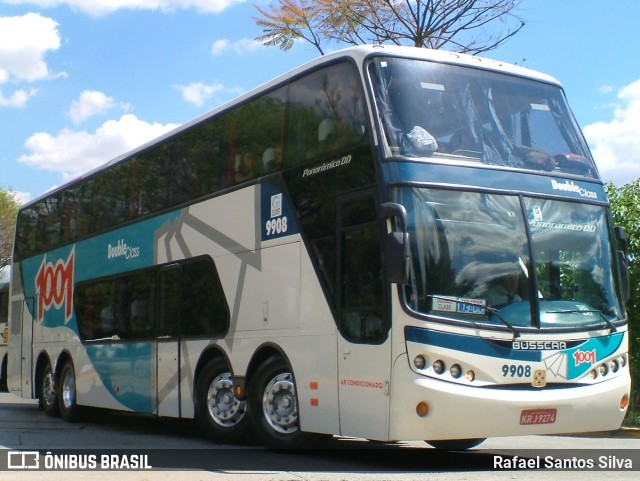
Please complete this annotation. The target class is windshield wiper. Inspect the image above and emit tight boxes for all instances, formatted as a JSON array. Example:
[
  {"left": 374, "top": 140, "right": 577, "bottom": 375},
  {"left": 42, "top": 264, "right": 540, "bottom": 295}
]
[
  {"left": 484, "top": 305, "right": 521, "bottom": 339},
  {"left": 546, "top": 309, "right": 617, "bottom": 333},
  {"left": 428, "top": 295, "right": 521, "bottom": 339}
]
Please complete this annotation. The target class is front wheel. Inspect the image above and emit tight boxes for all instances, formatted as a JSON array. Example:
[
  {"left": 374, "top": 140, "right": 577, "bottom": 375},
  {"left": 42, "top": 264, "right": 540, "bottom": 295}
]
[
  {"left": 249, "top": 356, "right": 322, "bottom": 449},
  {"left": 426, "top": 438, "right": 485, "bottom": 450}
]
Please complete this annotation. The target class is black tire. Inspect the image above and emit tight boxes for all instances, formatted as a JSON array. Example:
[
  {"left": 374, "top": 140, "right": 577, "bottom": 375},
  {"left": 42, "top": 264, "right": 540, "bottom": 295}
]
[
  {"left": 40, "top": 362, "right": 59, "bottom": 416},
  {"left": 58, "top": 361, "right": 82, "bottom": 422},
  {"left": 0, "top": 356, "right": 7, "bottom": 392},
  {"left": 426, "top": 438, "right": 485, "bottom": 450},
  {"left": 194, "top": 359, "right": 250, "bottom": 443},
  {"left": 248, "top": 356, "right": 321, "bottom": 449}
]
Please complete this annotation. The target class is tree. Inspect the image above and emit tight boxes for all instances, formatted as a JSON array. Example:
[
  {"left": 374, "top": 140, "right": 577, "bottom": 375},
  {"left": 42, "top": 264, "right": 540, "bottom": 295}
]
[
  {"left": 254, "top": 0, "right": 525, "bottom": 55},
  {"left": 0, "top": 188, "right": 19, "bottom": 268},
  {"left": 605, "top": 180, "right": 640, "bottom": 412}
]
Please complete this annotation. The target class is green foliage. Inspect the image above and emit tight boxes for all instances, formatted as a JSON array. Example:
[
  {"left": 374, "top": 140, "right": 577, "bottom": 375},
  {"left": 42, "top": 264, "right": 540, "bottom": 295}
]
[
  {"left": 605, "top": 180, "right": 640, "bottom": 417},
  {"left": 254, "top": 0, "right": 525, "bottom": 56},
  {"left": 0, "top": 188, "right": 20, "bottom": 267}
]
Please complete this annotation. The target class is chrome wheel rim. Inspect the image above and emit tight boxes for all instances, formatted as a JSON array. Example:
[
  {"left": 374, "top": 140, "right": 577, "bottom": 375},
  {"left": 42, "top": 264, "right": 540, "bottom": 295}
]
[
  {"left": 42, "top": 367, "right": 56, "bottom": 408},
  {"left": 61, "top": 368, "right": 75, "bottom": 410},
  {"left": 262, "top": 372, "right": 299, "bottom": 434},
  {"left": 207, "top": 372, "right": 245, "bottom": 428}
]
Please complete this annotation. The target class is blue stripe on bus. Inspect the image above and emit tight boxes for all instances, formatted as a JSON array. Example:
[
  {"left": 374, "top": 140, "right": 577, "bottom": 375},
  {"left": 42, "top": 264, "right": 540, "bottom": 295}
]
[
  {"left": 405, "top": 326, "right": 625, "bottom": 380},
  {"left": 382, "top": 162, "right": 606, "bottom": 201},
  {"left": 404, "top": 326, "right": 542, "bottom": 362}
]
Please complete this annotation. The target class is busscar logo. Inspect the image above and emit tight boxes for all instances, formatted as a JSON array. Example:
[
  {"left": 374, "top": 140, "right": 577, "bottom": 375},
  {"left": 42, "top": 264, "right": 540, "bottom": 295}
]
[{"left": 512, "top": 340, "right": 568, "bottom": 350}]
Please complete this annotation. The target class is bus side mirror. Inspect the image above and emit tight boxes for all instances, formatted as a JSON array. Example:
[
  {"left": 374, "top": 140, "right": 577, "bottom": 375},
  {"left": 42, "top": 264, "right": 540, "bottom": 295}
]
[
  {"left": 381, "top": 202, "right": 410, "bottom": 284},
  {"left": 615, "top": 227, "right": 631, "bottom": 301},
  {"left": 386, "top": 231, "right": 410, "bottom": 284}
]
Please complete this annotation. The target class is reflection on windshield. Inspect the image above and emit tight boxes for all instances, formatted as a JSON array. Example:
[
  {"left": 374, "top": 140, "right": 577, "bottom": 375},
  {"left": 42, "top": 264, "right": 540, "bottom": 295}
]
[
  {"left": 370, "top": 57, "right": 598, "bottom": 178},
  {"left": 399, "top": 188, "right": 625, "bottom": 330},
  {"left": 526, "top": 198, "right": 624, "bottom": 327}
]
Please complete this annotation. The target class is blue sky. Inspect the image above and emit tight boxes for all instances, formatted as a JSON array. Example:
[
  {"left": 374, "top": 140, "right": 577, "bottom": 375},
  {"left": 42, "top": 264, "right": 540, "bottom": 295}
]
[{"left": 1, "top": 0, "right": 639, "bottom": 204}]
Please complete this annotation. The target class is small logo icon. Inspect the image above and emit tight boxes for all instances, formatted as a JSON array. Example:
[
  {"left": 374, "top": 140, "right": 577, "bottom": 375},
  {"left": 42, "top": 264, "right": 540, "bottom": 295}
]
[
  {"left": 270, "top": 193, "right": 282, "bottom": 218},
  {"left": 532, "top": 369, "right": 547, "bottom": 388},
  {"left": 7, "top": 451, "right": 40, "bottom": 469}
]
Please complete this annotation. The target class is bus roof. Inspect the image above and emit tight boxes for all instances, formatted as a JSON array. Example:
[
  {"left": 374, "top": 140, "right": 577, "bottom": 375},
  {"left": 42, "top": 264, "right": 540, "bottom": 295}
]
[{"left": 22, "top": 44, "right": 562, "bottom": 209}]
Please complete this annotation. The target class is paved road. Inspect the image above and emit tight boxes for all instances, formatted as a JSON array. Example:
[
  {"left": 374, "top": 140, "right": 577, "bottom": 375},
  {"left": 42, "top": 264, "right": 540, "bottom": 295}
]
[{"left": 0, "top": 392, "right": 638, "bottom": 480}]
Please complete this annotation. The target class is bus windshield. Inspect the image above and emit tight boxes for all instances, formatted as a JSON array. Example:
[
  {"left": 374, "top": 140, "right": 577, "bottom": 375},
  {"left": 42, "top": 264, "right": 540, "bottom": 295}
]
[
  {"left": 398, "top": 187, "right": 625, "bottom": 330},
  {"left": 370, "top": 56, "right": 598, "bottom": 178}
]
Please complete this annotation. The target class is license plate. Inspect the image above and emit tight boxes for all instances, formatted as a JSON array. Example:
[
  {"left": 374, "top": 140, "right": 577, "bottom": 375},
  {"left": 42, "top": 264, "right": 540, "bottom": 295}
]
[{"left": 520, "top": 408, "right": 557, "bottom": 425}]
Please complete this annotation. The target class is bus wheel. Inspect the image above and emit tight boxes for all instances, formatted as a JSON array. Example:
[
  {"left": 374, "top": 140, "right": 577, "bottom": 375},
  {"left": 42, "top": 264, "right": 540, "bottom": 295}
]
[
  {"left": 194, "top": 359, "right": 250, "bottom": 443},
  {"left": 58, "top": 361, "right": 81, "bottom": 422},
  {"left": 40, "top": 363, "right": 59, "bottom": 416},
  {"left": 425, "top": 438, "right": 485, "bottom": 450},
  {"left": 249, "top": 356, "right": 318, "bottom": 449}
]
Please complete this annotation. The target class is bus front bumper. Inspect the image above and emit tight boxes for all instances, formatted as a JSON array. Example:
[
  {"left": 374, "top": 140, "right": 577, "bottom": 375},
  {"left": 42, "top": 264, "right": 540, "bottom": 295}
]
[{"left": 388, "top": 362, "right": 630, "bottom": 442}]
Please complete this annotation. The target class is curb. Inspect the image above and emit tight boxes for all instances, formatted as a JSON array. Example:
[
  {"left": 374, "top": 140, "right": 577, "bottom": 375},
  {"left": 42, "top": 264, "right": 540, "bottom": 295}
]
[{"left": 567, "top": 427, "right": 640, "bottom": 439}]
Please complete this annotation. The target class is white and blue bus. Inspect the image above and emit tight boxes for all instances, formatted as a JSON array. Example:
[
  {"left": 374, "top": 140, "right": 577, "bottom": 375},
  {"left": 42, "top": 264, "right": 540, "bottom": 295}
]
[{"left": 8, "top": 45, "right": 631, "bottom": 449}]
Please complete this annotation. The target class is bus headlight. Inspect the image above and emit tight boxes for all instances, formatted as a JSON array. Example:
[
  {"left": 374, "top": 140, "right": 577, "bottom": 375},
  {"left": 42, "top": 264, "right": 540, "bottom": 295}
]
[
  {"left": 450, "top": 364, "right": 462, "bottom": 379},
  {"left": 433, "top": 360, "right": 445, "bottom": 375},
  {"left": 598, "top": 363, "right": 609, "bottom": 377},
  {"left": 619, "top": 354, "right": 627, "bottom": 368},
  {"left": 413, "top": 355, "right": 427, "bottom": 370}
]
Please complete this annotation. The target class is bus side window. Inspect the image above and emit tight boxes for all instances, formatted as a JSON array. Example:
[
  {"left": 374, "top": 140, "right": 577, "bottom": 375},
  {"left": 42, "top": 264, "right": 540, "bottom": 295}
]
[
  {"left": 338, "top": 195, "right": 386, "bottom": 343},
  {"left": 287, "top": 62, "right": 367, "bottom": 166},
  {"left": 181, "top": 258, "right": 229, "bottom": 338},
  {"left": 158, "top": 266, "right": 181, "bottom": 338}
]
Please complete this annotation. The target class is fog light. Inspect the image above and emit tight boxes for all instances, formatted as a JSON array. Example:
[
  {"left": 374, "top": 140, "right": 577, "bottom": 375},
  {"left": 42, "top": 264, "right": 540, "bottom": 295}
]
[
  {"left": 414, "top": 355, "right": 426, "bottom": 370},
  {"left": 416, "top": 402, "right": 429, "bottom": 417},
  {"left": 466, "top": 370, "right": 476, "bottom": 382},
  {"left": 433, "top": 360, "right": 445, "bottom": 375},
  {"left": 620, "top": 394, "right": 630, "bottom": 410},
  {"left": 450, "top": 364, "right": 462, "bottom": 379}
]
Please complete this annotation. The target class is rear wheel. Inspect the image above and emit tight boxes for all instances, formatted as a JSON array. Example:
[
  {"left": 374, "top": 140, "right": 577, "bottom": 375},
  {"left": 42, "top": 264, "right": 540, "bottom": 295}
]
[
  {"left": 194, "top": 359, "right": 250, "bottom": 443},
  {"left": 40, "top": 362, "right": 59, "bottom": 416},
  {"left": 249, "top": 356, "right": 322, "bottom": 449},
  {"left": 58, "top": 361, "right": 82, "bottom": 422}
]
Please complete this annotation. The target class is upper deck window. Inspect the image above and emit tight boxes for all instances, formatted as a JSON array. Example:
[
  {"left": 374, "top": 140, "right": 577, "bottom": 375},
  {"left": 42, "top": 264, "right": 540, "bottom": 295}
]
[{"left": 369, "top": 56, "right": 598, "bottom": 179}]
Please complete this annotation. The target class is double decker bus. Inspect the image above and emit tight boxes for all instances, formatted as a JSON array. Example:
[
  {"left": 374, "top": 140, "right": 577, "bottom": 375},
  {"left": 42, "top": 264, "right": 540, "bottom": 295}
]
[{"left": 8, "top": 45, "right": 631, "bottom": 449}]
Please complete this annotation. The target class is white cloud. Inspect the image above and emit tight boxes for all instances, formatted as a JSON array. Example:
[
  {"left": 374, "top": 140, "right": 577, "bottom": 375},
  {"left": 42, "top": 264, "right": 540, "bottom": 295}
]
[
  {"left": 69, "top": 90, "right": 130, "bottom": 124},
  {"left": 11, "top": 190, "right": 32, "bottom": 205},
  {"left": 211, "top": 38, "right": 264, "bottom": 56},
  {"left": 0, "top": 12, "right": 61, "bottom": 84},
  {"left": 0, "top": 88, "right": 38, "bottom": 107},
  {"left": 583, "top": 79, "right": 640, "bottom": 186},
  {"left": 175, "top": 81, "right": 224, "bottom": 106},
  {"left": 211, "top": 39, "right": 230, "bottom": 56},
  {"left": 18, "top": 114, "right": 179, "bottom": 179},
  {"left": 1, "top": 0, "right": 245, "bottom": 16}
]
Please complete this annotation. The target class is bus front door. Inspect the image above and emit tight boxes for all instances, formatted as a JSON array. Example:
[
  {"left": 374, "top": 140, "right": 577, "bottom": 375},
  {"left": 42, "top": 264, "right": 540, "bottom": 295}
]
[{"left": 336, "top": 192, "right": 391, "bottom": 440}]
